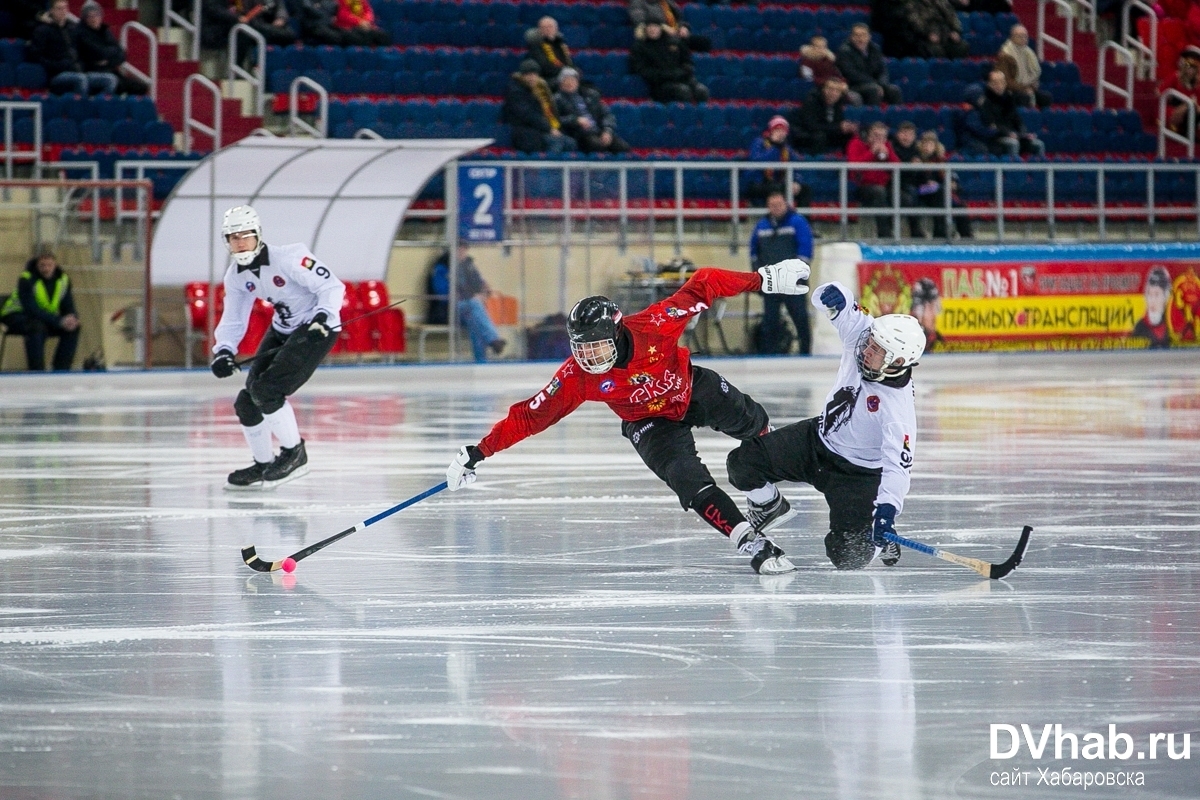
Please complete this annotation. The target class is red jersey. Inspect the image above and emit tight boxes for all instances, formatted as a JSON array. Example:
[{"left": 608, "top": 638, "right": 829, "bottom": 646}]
[{"left": 478, "top": 268, "right": 762, "bottom": 457}]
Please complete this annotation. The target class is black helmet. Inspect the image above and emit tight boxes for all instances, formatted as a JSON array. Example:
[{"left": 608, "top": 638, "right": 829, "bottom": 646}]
[{"left": 567, "top": 296, "right": 623, "bottom": 373}]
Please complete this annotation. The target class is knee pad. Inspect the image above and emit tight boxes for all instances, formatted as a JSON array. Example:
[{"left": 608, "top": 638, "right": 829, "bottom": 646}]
[
  {"left": 234, "top": 389, "right": 264, "bottom": 427},
  {"left": 824, "top": 528, "right": 878, "bottom": 571},
  {"left": 248, "top": 384, "right": 285, "bottom": 416},
  {"left": 724, "top": 440, "right": 762, "bottom": 491}
]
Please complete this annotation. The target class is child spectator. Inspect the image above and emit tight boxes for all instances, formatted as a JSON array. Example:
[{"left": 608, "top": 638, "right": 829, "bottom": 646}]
[
  {"left": 744, "top": 116, "right": 811, "bottom": 208},
  {"left": 915, "top": 131, "right": 973, "bottom": 239}
]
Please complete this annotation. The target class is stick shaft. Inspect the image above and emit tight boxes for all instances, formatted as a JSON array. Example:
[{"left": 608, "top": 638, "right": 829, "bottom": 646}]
[{"left": 885, "top": 527, "right": 1030, "bottom": 580}]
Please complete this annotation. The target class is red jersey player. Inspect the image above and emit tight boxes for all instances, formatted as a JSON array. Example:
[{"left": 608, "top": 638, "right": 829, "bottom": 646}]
[{"left": 445, "top": 260, "right": 811, "bottom": 574}]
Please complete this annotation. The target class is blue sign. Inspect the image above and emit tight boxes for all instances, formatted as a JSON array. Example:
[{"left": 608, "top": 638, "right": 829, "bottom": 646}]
[{"left": 458, "top": 165, "right": 504, "bottom": 243}]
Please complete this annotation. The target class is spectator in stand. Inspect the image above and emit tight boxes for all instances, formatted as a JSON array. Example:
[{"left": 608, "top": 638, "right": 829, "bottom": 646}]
[
  {"left": 847, "top": 121, "right": 901, "bottom": 238},
  {"left": 30, "top": 0, "right": 117, "bottom": 96},
  {"left": 630, "top": 22, "right": 709, "bottom": 103},
  {"left": 896, "top": 0, "right": 971, "bottom": 58},
  {"left": 334, "top": 0, "right": 390, "bottom": 46},
  {"left": 995, "top": 25, "right": 1052, "bottom": 109},
  {"left": 979, "top": 70, "right": 1046, "bottom": 156},
  {"left": 525, "top": 16, "right": 577, "bottom": 85},
  {"left": 798, "top": 35, "right": 842, "bottom": 88},
  {"left": 502, "top": 59, "right": 578, "bottom": 154},
  {"left": 1161, "top": 47, "right": 1200, "bottom": 133},
  {"left": 744, "top": 116, "right": 812, "bottom": 208},
  {"left": 427, "top": 245, "right": 507, "bottom": 363},
  {"left": 836, "top": 24, "right": 902, "bottom": 106},
  {"left": 891, "top": 121, "right": 925, "bottom": 238},
  {"left": 915, "top": 130, "right": 973, "bottom": 239},
  {"left": 0, "top": 248, "right": 80, "bottom": 372},
  {"left": 10, "top": 0, "right": 49, "bottom": 40},
  {"left": 553, "top": 68, "right": 630, "bottom": 153},
  {"left": 294, "top": 0, "right": 345, "bottom": 46},
  {"left": 629, "top": 0, "right": 711, "bottom": 53},
  {"left": 749, "top": 188, "right": 813, "bottom": 355},
  {"left": 202, "top": 0, "right": 297, "bottom": 51},
  {"left": 788, "top": 78, "right": 858, "bottom": 156},
  {"left": 76, "top": 1, "right": 149, "bottom": 95}
]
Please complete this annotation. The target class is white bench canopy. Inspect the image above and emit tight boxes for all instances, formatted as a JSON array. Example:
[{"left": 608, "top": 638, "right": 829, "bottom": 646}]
[{"left": 150, "top": 136, "right": 491, "bottom": 286}]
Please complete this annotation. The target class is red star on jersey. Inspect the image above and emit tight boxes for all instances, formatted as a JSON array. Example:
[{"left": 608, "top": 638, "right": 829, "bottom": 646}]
[
  {"left": 647, "top": 345, "right": 658, "bottom": 355},
  {"left": 649, "top": 313, "right": 666, "bottom": 326}
]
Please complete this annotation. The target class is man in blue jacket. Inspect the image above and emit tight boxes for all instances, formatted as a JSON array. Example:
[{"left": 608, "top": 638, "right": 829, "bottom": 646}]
[
  {"left": 1, "top": 249, "right": 80, "bottom": 371},
  {"left": 749, "top": 189, "right": 813, "bottom": 354}
]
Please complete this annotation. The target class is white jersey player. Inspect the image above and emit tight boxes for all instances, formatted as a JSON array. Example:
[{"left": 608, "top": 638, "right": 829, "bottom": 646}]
[
  {"left": 725, "top": 281, "right": 923, "bottom": 569},
  {"left": 209, "top": 205, "right": 345, "bottom": 490}
]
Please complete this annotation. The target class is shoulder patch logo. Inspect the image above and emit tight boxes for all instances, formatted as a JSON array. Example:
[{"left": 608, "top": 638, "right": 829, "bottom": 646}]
[
  {"left": 300, "top": 256, "right": 316, "bottom": 269},
  {"left": 629, "top": 372, "right": 652, "bottom": 385},
  {"left": 273, "top": 275, "right": 285, "bottom": 287},
  {"left": 866, "top": 395, "right": 880, "bottom": 412},
  {"left": 545, "top": 377, "right": 561, "bottom": 397},
  {"left": 245, "top": 281, "right": 256, "bottom": 292},
  {"left": 900, "top": 434, "right": 913, "bottom": 469},
  {"left": 599, "top": 379, "right": 615, "bottom": 393}
]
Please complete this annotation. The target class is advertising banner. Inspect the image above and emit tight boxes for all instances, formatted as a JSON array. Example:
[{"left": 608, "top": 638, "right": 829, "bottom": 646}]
[{"left": 856, "top": 247, "right": 1200, "bottom": 352}]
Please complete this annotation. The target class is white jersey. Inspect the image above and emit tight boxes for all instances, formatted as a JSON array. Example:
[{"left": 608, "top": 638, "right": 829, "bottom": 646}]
[
  {"left": 212, "top": 242, "right": 345, "bottom": 355},
  {"left": 810, "top": 282, "right": 917, "bottom": 513}
]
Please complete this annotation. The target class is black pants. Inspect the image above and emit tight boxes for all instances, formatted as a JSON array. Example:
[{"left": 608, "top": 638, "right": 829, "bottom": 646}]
[
  {"left": 622, "top": 365, "right": 769, "bottom": 508},
  {"left": 1, "top": 313, "right": 78, "bottom": 371},
  {"left": 916, "top": 185, "right": 973, "bottom": 239},
  {"left": 856, "top": 183, "right": 894, "bottom": 238},
  {"left": 758, "top": 292, "right": 811, "bottom": 354},
  {"left": 233, "top": 326, "right": 334, "bottom": 427},
  {"left": 726, "top": 417, "right": 881, "bottom": 537}
]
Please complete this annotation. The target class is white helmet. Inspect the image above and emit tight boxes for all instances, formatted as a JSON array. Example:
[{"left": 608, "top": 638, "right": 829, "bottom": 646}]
[
  {"left": 222, "top": 205, "right": 263, "bottom": 267},
  {"left": 855, "top": 314, "right": 925, "bottom": 381}
]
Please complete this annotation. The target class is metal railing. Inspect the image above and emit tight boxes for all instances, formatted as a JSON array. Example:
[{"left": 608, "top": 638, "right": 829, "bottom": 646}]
[
  {"left": 1097, "top": 41, "right": 1135, "bottom": 110},
  {"left": 227, "top": 23, "right": 266, "bottom": 118},
  {"left": 163, "top": 0, "right": 201, "bottom": 62},
  {"left": 288, "top": 76, "right": 329, "bottom": 138},
  {"left": 1122, "top": 0, "right": 1157, "bottom": 80},
  {"left": 119, "top": 21, "right": 158, "bottom": 101},
  {"left": 0, "top": 101, "right": 41, "bottom": 178},
  {"left": 435, "top": 160, "right": 1200, "bottom": 250},
  {"left": 1159, "top": 89, "right": 1197, "bottom": 158},
  {"left": 1075, "top": 0, "right": 1097, "bottom": 33},
  {"left": 1037, "top": 0, "right": 1074, "bottom": 61},
  {"left": 183, "top": 73, "right": 222, "bottom": 152}
]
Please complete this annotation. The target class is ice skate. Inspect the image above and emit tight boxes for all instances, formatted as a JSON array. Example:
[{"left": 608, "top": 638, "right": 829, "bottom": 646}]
[
  {"left": 737, "top": 530, "right": 795, "bottom": 575},
  {"left": 262, "top": 440, "right": 309, "bottom": 489},
  {"left": 880, "top": 540, "right": 901, "bottom": 567},
  {"left": 745, "top": 492, "right": 797, "bottom": 534},
  {"left": 225, "top": 460, "right": 271, "bottom": 491}
]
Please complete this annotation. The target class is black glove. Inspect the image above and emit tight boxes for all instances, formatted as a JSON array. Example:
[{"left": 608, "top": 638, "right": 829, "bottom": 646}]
[
  {"left": 210, "top": 349, "right": 237, "bottom": 379},
  {"left": 819, "top": 284, "right": 846, "bottom": 314},
  {"left": 306, "top": 312, "right": 332, "bottom": 344}
]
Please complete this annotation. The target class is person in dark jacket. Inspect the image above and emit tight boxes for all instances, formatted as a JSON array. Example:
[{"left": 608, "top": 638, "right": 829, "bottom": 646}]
[
  {"left": 0, "top": 249, "right": 80, "bottom": 372},
  {"left": 552, "top": 68, "right": 629, "bottom": 153},
  {"left": 744, "top": 116, "right": 811, "bottom": 208},
  {"left": 202, "top": 0, "right": 296, "bottom": 52},
  {"left": 628, "top": 0, "right": 711, "bottom": 52},
  {"left": 293, "top": 0, "right": 344, "bottom": 45},
  {"left": 891, "top": 121, "right": 925, "bottom": 237},
  {"left": 630, "top": 22, "right": 709, "bottom": 103},
  {"left": 749, "top": 189, "right": 813, "bottom": 354},
  {"left": 896, "top": 0, "right": 970, "bottom": 58},
  {"left": 30, "top": 0, "right": 117, "bottom": 96},
  {"left": 835, "top": 24, "right": 901, "bottom": 106},
  {"left": 978, "top": 70, "right": 1045, "bottom": 156},
  {"left": 788, "top": 78, "right": 858, "bottom": 155},
  {"left": 525, "top": 16, "right": 577, "bottom": 84},
  {"left": 76, "top": 1, "right": 149, "bottom": 95},
  {"left": 501, "top": 59, "right": 578, "bottom": 154}
]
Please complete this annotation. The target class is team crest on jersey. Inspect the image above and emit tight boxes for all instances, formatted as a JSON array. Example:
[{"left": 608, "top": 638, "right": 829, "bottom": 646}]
[
  {"left": 599, "top": 379, "right": 615, "bottom": 393},
  {"left": 866, "top": 395, "right": 880, "bottom": 412},
  {"left": 647, "top": 397, "right": 667, "bottom": 412},
  {"left": 629, "top": 372, "right": 652, "bottom": 385},
  {"left": 900, "top": 434, "right": 913, "bottom": 469},
  {"left": 273, "top": 275, "right": 285, "bottom": 287},
  {"left": 545, "top": 377, "right": 561, "bottom": 396},
  {"left": 245, "top": 281, "right": 256, "bottom": 292},
  {"left": 665, "top": 307, "right": 687, "bottom": 319},
  {"left": 300, "top": 257, "right": 316, "bottom": 269}
]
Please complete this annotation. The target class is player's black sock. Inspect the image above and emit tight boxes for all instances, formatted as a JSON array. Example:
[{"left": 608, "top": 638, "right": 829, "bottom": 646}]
[{"left": 689, "top": 485, "right": 748, "bottom": 538}]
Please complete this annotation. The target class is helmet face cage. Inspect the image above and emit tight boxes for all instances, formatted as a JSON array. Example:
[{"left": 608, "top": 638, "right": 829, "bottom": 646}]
[
  {"left": 855, "top": 315, "right": 924, "bottom": 381},
  {"left": 567, "top": 296, "right": 622, "bottom": 374},
  {"left": 570, "top": 338, "right": 619, "bottom": 374},
  {"left": 222, "top": 206, "right": 263, "bottom": 267}
]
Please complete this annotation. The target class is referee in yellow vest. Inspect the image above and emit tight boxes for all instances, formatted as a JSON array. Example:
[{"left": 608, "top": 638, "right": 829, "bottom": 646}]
[{"left": 1, "top": 248, "right": 80, "bottom": 371}]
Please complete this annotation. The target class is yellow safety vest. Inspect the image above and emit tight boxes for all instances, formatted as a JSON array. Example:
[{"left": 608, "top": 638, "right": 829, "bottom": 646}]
[{"left": 2, "top": 271, "right": 69, "bottom": 317}]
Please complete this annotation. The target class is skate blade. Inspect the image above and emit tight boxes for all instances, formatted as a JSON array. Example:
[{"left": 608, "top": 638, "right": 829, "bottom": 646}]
[
  {"left": 224, "top": 481, "right": 265, "bottom": 492},
  {"left": 758, "top": 507, "right": 798, "bottom": 534},
  {"left": 758, "top": 571, "right": 797, "bottom": 592},
  {"left": 757, "top": 554, "right": 796, "bottom": 575},
  {"left": 261, "top": 464, "right": 310, "bottom": 490}
]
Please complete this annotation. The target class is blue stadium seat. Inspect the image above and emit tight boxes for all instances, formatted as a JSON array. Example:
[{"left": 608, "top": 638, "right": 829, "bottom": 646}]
[
  {"left": 16, "top": 63, "right": 46, "bottom": 89},
  {"left": 0, "top": 39, "right": 25, "bottom": 64},
  {"left": 44, "top": 117, "right": 79, "bottom": 144},
  {"left": 143, "top": 120, "right": 174, "bottom": 146},
  {"left": 111, "top": 119, "right": 141, "bottom": 145},
  {"left": 327, "top": 100, "right": 349, "bottom": 127},
  {"left": 332, "top": 120, "right": 356, "bottom": 139},
  {"left": 331, "top": 71, "right": 360, "bottom": 94},
  {"left": 361, "top": 71, "right": 393, "bottom": 94},
  {"left": 435, "top": 99, "right": 467, "bottom": 126},
  {"left": 420, "top": 70, "right": 451, "bottom": 95},
  {"left": 80, "top": 118, "right": 111, "bottom": 145},
  {"left": 347, "top": 99, "right": 377, "bottom": 128},
  {"left": 0, "top": 63, "right": 15, "bottom": 88},
  {"left": 392, "top": 71, "right": 419, "bottom": 95},
  {"left": 377, "top": 99, "right": 404, "bottom": 125},
  {"left": 316, "top": 45, "right": 347, "bottom": 72},
  {"left": 641, "top": 103, "right": 668, "bottom": 130}
]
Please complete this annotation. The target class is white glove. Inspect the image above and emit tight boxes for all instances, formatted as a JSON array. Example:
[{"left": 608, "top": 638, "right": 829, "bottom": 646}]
[
  {"left": 757, "top": 258, "right": 811, "bottom": 295},
  {"left": 446, "top": 444, "right": 484, "bottom": 491}
]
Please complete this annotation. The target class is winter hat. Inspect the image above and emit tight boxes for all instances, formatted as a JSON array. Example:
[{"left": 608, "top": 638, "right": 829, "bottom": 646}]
[
  {"left": 557, "top": 67, "right": 579, "bottom": 85},
  {"left": 80, "top": 0, "right": 103, "bottom": 19},
  {"left": 518, "top": 59, "right": 540, "bottom": 75},
  {"left": 767, "top": 115, "right": 789, "bottom": 132},
  {"left": 1183, "top": 45, "right": 1200, "bottom": 62}
]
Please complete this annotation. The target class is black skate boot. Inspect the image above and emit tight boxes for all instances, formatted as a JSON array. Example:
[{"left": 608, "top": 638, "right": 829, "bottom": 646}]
[
  {"left": 226, "top": 460, "right": 271, "bottom": 491},
  {"left": 262, "top": 440, "right": 309, "bottom": 488},
  {"left": 736, "top": 529, "right": 795, "bottom": 575},
  {"left": 881, "top": 540, "right": 901, "bottom": 566},
  {"left": 745, "top": 492, "right": 797, "bottom": 534}
]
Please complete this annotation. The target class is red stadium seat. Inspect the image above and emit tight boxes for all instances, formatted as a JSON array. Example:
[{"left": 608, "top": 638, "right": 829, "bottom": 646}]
[
  {"left": 357, "top": 280, "right": 406, "bottom": 354},
  {"left": 333, "top": 282, "right": 371, "bottom": 354}
]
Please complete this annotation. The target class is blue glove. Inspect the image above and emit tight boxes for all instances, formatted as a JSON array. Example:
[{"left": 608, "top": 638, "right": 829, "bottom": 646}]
[
  {"left": 872, "top": 503, "right": 897, "bottom": 547},
  {"left": 819, "top": 284, "right": 846, "bottom": 314}
]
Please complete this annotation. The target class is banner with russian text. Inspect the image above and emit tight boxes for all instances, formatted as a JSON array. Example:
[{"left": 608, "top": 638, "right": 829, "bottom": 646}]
[{"left": 855, "top": 245, "right": 1200, "bottom": 352}]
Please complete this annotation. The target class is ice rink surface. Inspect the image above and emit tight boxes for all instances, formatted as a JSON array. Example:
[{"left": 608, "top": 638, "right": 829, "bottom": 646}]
[{"left": 0, "top": 351, "right": 1197, "bottom": 800}]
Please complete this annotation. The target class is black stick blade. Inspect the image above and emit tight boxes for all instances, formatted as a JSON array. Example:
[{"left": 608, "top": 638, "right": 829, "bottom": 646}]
[
  {"left": 242, "top": 545, "right": 276, "bottom": 572},
  {"left": 989, "top": 526, "right": 1033, "bottom": 580}
]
